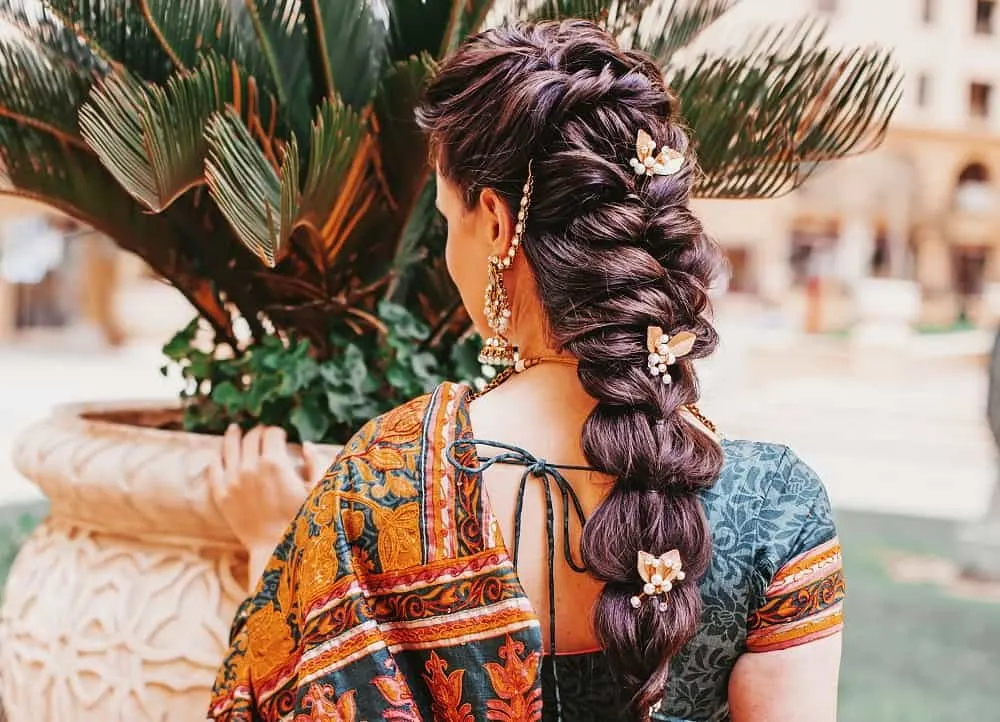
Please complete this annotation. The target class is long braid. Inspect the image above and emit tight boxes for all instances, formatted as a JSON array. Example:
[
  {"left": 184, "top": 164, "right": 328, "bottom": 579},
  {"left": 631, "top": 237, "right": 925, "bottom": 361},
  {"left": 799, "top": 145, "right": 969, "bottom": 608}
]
[{"left": 418, "top": 20, "right": 724, "bottom": 718}]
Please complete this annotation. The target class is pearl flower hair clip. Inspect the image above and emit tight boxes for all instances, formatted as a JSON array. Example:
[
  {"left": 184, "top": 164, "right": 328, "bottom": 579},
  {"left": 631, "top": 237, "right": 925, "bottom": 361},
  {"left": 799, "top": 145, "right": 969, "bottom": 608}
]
[
  {"left": 630, "top": 549, "right": 686, "bottom": 612},
  {"left": 629, "top": 129, "right": 685, "bottom": 177},
  {"left": 646, "top": 326, "right": 696, "bottom": 385}
]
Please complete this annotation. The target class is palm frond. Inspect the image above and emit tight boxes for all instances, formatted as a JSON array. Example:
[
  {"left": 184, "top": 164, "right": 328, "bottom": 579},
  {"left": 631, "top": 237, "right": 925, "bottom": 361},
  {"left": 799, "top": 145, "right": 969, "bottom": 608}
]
[
  {"left": 373, "top": 55, "right": 433, "bottom": 225},
  {"left": 0, "top": 118, "right": 236, "bottom": 344},
  {"left": 204, "top": 108, "right": 282, "bottom": 265},
  {"left": 205, "top": 98, "right": 372, "bottom": 269},
  {"left": 440, "top": 0, "right": 495, "bottom": 55},
  {"left": 80, "top": 54, "right": 277, "bottom": 212},
  {"left": 298, "top": 99, "right": 376, "bottom": 266},
  {"left": 505, "top": 0, "right": 607, "bottom": 26},
  {"left": 332, "top": 55, "right": 438, "bottom": 304},
  {"left": 128, "top": 0, "right": 233, "bottom": 72},
  {"left": 57, "top": 0, "right": 299, "bottom": 136},
  {"left": 234, "top": 0, "right": 312, "bottom": 137},
  {"left": 667, "top": 20, "right": 902, "bottom": 198},
  {"left": 302, "top": 0, "right": 387, "bottom": 109},
  {"left": 0, "top": 20, "right": 93, "bottom": 146},
  {"left": 42, "top": 0, "right": 177, "bottom": 83},
  {"left": 640, "top": 0, "right": 736, "bottom": 62}
]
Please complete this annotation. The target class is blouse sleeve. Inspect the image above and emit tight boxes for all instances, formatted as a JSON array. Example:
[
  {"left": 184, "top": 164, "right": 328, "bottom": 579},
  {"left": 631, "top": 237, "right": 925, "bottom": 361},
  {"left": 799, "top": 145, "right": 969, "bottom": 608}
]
[
  {"left": 207, "top": 461, "right": 352, "bottom": 721},
  {"left": 745, "top": 447, "right": 846, "bottom": 653},
  {"left": 208, "top": 403, "right": 435, "bottom": 722},
  {"left": 207, "top": 419, "right": 391, "bottom": 721}
]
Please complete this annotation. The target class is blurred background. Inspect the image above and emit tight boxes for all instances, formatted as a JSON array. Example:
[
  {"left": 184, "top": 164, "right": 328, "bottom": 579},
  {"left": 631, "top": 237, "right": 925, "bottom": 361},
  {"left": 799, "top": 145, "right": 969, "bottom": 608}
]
[{"left": 0, "top": 0, "right": 998, "bottom": 720}]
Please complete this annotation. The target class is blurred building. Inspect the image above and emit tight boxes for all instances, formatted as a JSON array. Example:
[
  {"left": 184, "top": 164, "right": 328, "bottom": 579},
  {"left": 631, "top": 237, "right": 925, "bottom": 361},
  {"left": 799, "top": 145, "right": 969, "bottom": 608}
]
[
  {"left": 692, "top": 0, "right": 1000, "bottom": 330},
  {"left": 0, "top": 197, "right": 134, "bottom": 346}
]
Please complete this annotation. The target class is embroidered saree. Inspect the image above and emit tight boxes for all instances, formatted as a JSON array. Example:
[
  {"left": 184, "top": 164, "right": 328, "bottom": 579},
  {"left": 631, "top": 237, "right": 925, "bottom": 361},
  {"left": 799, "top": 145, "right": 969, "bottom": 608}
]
[{"left": 208, "top": 382, "right": 845, "bottom": 722}]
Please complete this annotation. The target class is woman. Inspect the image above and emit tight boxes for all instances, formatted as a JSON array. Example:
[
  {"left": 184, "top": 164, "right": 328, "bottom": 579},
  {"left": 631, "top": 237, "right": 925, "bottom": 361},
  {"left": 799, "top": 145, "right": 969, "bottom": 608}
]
[{"left": 208, "top": 20, "right": 844, "bottom": 722}]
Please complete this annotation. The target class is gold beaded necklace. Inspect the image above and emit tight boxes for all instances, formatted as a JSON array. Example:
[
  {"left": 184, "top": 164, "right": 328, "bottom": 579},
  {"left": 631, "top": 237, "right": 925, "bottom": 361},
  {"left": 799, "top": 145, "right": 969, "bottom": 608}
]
[{"left": 471, "top": 355, "right": 718, "bottom": 435}]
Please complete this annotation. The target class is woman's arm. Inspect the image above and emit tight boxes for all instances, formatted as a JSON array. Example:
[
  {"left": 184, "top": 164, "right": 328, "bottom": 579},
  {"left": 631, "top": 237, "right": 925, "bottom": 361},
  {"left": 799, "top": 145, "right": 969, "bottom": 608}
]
[
  {"left": 733, "top": 447, "right": 846, "bottom": 722},
  {"left": 729, "top": 633, "right": 842, "bottom": 722}
]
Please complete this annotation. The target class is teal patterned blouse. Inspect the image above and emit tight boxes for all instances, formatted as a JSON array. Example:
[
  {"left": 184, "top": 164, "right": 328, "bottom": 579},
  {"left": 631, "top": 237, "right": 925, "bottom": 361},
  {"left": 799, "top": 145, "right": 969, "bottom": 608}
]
[
  {"left": 536, "top": 437, "right": 844, "bottom": 722},
  {"left": 659, "top": 439, "right": 841, "bottom": 719}
]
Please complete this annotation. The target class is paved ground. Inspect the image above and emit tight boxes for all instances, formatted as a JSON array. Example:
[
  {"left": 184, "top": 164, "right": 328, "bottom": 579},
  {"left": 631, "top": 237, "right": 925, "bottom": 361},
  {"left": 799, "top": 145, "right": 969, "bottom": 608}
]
[
  {"left": 0, "top": 306, "right": 996, "bottom": 523},
  {"left": 0, "top": 337, "right": 178, "bottom": 501},
  {"left": 700, "top": 330, "right": 996, "bottom": 521},
  {"left": 837, "top": 510, "right": 1000, "bottom": 722}
]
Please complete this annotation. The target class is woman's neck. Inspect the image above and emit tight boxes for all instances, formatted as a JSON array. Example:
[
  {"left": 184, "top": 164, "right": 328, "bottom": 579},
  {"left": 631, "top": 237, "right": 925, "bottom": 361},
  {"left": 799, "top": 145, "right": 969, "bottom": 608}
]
[{"left": 496, "top": 358, "right": 595, "bottom": 423}]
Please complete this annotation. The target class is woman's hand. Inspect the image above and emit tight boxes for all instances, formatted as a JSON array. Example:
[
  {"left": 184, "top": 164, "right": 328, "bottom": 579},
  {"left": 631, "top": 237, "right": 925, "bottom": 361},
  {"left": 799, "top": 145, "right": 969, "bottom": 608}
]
[{"left": 209, "top": 424, "right": 330, "bottom": 553}]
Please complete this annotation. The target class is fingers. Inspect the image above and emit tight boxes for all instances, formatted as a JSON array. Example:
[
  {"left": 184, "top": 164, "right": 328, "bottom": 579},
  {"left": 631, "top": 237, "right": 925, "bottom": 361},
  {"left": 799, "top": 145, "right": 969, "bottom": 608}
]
[
  {"left": 207, "top": 458, "right": 227, "bottom": 507},
  {"left": 241, "top": 426, "right": 263, "bottom": 476},
  {"left": 302, "top": 442, "right": 328, "bottom": 488},
  {"left": 261, "top": 427, "right": 289, "bottom": 471}
]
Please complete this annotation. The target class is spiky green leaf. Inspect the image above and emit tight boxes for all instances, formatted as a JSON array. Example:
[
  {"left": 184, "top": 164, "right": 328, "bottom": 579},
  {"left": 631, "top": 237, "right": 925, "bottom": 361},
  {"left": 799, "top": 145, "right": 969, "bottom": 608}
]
[
  {"left": 81, "top": 54, "right": 276, "bottom": 212},
  {"left": 0, "top": 18, "right": 94, "bottom": 144},
  {"left": 235, "top": 0, "right": 312, "bottom": 138},
  {"left": 204, "top": 108, "right": 282, "bottom": 265},
  {"left": 440, "top": 0, "right": 495, "bottom": 55},
  {"left": 302, "top": 0, "right": 387, "bottom": 109},
  {"left": 80, "top": 56, "right": 223, "bottom": 212},
  {"left": 641, "top": 0, "right": 735, "bottom": 62},
  {"left": 668, "top": 20, "right": 902, "bottom": 198},
  {"left": 373, "top": 54, "right": 434, "bottom": 232},
  {"left": 205, "top": 98, "right": 372, "bottom": 268},
  {"left": 43, "top": 0, "right": 177, "bottom": 82}
]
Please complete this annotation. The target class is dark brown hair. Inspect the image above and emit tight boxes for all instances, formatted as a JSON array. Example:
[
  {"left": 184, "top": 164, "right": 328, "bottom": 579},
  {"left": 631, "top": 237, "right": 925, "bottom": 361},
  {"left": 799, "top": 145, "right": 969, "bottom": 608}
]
[{"left": 417, "top": 20, "right": 724, "bottom": 718}]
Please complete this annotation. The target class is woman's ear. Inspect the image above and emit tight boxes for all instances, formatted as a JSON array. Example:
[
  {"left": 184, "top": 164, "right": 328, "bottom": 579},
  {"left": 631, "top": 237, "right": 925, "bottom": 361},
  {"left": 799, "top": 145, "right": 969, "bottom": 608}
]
[{"left": 478, "top": 187, "right": 514, "bottom": 258}]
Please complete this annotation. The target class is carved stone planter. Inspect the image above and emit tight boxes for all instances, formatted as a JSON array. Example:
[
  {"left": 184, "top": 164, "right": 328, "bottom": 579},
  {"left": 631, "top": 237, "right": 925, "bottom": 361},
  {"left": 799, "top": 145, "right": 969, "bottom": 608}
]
[{"left": 0, "top": 402, "right": 334, "bottom": 721}]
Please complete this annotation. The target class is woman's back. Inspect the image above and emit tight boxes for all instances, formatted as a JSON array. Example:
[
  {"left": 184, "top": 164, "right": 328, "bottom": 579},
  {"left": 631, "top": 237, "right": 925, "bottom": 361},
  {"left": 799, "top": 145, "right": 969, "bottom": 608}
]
[{"left": 208, "top": 383, "right": 843, "bottom": 721}]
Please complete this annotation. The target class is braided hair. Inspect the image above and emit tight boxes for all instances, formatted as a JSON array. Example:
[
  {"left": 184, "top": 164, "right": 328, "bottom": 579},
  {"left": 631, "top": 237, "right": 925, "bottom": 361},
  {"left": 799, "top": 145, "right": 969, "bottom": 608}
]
[{"left": 416, "top": 20, "right": 724, "bottom": 718}]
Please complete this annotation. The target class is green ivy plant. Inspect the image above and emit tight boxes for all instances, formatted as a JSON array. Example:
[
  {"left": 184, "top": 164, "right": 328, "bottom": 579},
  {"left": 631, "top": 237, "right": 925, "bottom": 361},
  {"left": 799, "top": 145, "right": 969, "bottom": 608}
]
[{"left": 162, "top": 303, "right": 484, "bottom": 444}]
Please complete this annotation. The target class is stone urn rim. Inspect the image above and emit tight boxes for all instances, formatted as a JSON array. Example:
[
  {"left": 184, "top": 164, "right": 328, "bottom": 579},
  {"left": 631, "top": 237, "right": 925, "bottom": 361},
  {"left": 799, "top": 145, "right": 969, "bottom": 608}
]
[{"left": 14, "top": 399, "right": 340, "bottom": 546}]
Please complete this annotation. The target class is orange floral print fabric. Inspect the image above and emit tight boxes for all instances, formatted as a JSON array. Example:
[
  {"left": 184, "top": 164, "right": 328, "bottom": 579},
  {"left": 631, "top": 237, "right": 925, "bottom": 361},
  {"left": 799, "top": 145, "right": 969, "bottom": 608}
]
[{"left": 207, "top": 384, "right": 544, "bottom": 721}]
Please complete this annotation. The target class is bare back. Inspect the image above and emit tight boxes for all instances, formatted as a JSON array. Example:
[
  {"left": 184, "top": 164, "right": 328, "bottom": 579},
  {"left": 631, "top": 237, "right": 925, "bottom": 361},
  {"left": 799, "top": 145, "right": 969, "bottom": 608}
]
[{"left": 469, "top": 365, "right": 610, "bottom": 652}]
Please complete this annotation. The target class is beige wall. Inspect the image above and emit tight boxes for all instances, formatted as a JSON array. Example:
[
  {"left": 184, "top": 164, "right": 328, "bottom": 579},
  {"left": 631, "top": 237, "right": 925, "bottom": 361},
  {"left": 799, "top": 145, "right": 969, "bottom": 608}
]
[{"left": 681, "top": 1, "right": 1000, "bottom": 326}]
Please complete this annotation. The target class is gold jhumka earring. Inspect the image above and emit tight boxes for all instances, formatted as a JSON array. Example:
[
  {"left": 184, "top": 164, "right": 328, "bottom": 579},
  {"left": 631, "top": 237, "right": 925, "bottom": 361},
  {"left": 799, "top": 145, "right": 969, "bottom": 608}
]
[{"left": 479, "top": 162, "right": 534, "bottom": 367}]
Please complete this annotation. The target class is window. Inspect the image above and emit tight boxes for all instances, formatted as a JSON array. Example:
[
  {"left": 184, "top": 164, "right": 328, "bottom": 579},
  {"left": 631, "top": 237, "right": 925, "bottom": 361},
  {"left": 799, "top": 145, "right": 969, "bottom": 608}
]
[
  {"left": 917, "top": 73, "right": 931, "bottom": 107},
  {"left": 923, "top": 0, "right": 935, "bottom": 22},
  {"left": 970, "top": 82, "right": 993, "bottom": 119},
  {"left": 816, "top": 0, "right": 837, "bottom": 11},
  {"left": 976, "top": 0, "right": 995, "bottom": 34},
  {"left": 959, "top": 162, "right": 990, "bottom": 183}
]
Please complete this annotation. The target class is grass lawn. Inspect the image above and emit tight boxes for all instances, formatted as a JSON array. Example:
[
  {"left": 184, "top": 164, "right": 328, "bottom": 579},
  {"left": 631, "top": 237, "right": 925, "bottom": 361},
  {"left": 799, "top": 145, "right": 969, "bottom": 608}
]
[
  {"left": 0, "top": 501, "right": 46, "bottom": 587},
  {"left": 838, "top": 511, "right": 1000, "bottom": 722},
  {"left": 0, "top": 505, "right": 996, "bottom": 720}
]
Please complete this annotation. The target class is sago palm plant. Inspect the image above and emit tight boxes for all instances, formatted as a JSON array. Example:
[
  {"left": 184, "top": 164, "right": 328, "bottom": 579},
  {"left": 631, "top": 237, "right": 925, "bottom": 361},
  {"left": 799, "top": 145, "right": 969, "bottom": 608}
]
[{"left": 0, "top": 0, "right": 901, "bottom": 443}]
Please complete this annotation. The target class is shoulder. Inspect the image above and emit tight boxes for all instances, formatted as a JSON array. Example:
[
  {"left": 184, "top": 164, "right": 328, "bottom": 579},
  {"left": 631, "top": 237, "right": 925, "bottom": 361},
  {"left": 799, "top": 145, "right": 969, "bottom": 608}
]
[
  {"left": 335, "top": 382, "right": 470, "bottom": 472},
  {"left": 307, "top": 382, "right": 474, "bottom": 574},
  {"left": 708, "top": 441, "right": 844, "bottom": 652},
  {"left": 707, "top": 439, "right": 837, "bottom": 584},
  {"left": 713, "top": 440, "right": 830, "bottom": 524}
]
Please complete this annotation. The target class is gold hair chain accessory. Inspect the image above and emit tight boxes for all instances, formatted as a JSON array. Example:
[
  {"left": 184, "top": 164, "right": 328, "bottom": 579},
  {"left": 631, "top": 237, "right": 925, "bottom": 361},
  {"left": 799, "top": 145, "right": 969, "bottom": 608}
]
[
  {"left": 645, "top": 326, "right": 720, "bottom": 436},
  {"left": 646, "top": 326, "right": 695, "bottom": 385},
  {"left": 479, "top": 162, "right": 534, "bottom": 367},
  {"left": 629, "top": 129, "right": 684, "bottom": 177},
  {"left": 630, "top": 549, "right": 686, "bottom": 612}
]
